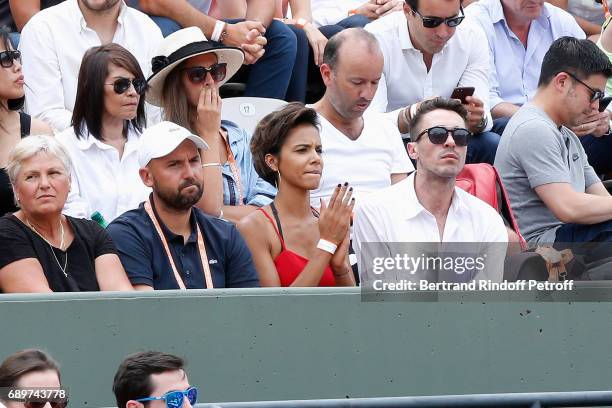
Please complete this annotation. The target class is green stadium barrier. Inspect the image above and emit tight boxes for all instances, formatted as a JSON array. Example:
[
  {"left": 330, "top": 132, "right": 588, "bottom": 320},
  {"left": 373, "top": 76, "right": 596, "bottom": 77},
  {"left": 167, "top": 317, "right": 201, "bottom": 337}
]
[{"left": 1, "top": 287, "right": 611, "bottom": 407}]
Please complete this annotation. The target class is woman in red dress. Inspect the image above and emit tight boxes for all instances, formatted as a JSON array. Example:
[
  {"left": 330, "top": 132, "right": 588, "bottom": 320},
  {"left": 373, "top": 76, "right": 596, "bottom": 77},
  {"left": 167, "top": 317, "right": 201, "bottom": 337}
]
[{"left": 238, "top": 103, "right": 355, "bottom": 287}]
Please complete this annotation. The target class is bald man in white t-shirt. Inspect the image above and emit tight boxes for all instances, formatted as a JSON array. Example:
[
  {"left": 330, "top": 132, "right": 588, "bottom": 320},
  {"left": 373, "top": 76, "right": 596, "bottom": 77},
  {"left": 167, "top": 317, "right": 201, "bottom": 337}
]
[{"left": 310, "top": 28, "right": 414, "bottom": 208}]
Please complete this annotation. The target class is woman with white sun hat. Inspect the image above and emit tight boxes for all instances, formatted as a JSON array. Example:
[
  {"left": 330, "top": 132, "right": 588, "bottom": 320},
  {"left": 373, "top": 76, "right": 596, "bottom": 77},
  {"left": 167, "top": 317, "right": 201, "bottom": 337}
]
[{"left": 147, "top": 26, "right": 276, "bottom": 224}]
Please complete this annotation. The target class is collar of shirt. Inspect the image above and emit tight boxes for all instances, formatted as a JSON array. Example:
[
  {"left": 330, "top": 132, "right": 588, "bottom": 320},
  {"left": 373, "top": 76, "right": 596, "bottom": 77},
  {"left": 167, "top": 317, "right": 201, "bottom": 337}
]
[
  {"left": 73, "top": 126, "right": 140, "bottom": 157},
  {"left": 150, "top": 194, "right": 198, "bottom": 246},
  {"left": 402, "top": 172, "right": 469, "bottom": 220},
  {"left": 70, "top": 0, "right": 128, "bottom": 32},
  {"left": 490, "top": 0, "right": 552, "bottom": 32}
]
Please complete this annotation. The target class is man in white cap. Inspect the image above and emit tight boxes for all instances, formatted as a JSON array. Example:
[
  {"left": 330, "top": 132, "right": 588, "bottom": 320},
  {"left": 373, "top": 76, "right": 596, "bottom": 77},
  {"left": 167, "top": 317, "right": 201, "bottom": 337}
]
[{"left": 107, "top": 121, "right": 260, "bottom": 290}]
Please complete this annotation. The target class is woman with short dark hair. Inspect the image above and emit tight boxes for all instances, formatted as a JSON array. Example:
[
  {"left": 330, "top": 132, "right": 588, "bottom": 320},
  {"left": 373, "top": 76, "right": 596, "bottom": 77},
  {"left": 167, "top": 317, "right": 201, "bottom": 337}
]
[
  {"left": 0, "top": 349, "right": 67, "bottom": 408},
  {"left": 238, "top": 103, "right": 355, "bottom": 287},
  {"left": 56, "top": 43, "right": 150, "bottom": 222}
]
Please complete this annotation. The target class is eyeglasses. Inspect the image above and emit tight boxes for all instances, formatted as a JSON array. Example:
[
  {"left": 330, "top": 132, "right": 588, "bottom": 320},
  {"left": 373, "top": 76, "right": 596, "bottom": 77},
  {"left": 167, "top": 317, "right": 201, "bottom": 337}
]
[
  {"left": 20, "top": 399, "right": 68, "bottom": 408},
  {"left": 0, "top": 50, "right": 21, "bottom": 68},
  {"left": 183, "top": 63, "right": 227, "bottom": 84},
  {"left": 411, "top": 6, "right": 465, "bottom": 28},
  {"left": 136, "top": 386, "right": 198, "bottom": 408},
  {"left": 414, "top": 126, "right": 471, "bottom": 146},
  {"left": 565, "top": 71, "right": 605, "bottom": 102},
  {"left": 105, "top": 77, "right": 148, "bottom": 95}
]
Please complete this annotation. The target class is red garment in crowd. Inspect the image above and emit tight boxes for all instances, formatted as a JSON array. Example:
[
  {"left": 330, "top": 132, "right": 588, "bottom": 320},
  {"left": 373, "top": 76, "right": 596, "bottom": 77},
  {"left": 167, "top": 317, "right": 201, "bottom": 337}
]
[{"left": 258, "top": 207, "right": 336, "bottom": 287}]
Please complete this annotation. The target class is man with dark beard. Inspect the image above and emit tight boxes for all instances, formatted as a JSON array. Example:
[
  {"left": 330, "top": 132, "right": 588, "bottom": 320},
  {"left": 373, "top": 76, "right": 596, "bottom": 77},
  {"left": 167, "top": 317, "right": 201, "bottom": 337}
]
[{"left": 107, "top": 121, "right": 259, "bottom": 290}]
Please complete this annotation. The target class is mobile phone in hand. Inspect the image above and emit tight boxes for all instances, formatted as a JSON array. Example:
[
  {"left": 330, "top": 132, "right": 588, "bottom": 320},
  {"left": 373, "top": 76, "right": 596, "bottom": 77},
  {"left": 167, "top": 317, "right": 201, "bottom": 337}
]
[
  {"left": 599, "top": 96, "right": 612, "bottom": 112},
  {"left": 450, "top": 86, "right": 475, "bottom": 104}
]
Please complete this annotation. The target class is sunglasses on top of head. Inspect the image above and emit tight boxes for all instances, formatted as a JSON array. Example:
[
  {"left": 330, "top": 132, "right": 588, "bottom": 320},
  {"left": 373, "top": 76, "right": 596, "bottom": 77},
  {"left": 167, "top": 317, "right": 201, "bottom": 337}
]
[
  {"left": 105, "top": 77, "right": 148, "bottom": 95},
  {"left": 411, "top": 5, "right": 465, "bottom": 28},
  {"left": 0, "top": 50, "right": 21, "bottom": 68},
  {"left": 564, "top": 71, "right": 605, "bottom": 102},
  {"left": 414, "top": 126, "right": 471, "bottom": 146},
  {"left": 136, "top": 386, "right": 198, "bottom": 408},
  {"left": 183, "top": 63, "right": 227, "bottom": 84}
]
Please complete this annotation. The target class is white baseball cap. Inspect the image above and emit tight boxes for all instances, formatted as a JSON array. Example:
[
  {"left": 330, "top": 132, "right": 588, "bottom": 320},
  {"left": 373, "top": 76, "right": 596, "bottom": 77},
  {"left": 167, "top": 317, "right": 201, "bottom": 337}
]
[{"left": 138, "top": 121, "right": 209, "bottom": 167}]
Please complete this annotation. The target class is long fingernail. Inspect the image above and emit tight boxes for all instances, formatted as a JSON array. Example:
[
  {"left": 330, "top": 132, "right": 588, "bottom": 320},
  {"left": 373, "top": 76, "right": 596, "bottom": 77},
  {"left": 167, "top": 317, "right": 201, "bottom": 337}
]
[
  {"left": 349, "top": 187, "right": 353, "bottom": 191},
  {"left": 344, "top": 182, "right": 349, "bottom": 186},
  {"left": 337, "top": 184, "right": 341, "bottom": 188}
]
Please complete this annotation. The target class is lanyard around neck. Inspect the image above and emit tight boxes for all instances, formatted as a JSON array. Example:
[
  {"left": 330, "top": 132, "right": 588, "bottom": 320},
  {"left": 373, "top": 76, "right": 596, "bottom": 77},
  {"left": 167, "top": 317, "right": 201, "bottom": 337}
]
[
  {"left": 144, "top": 199, "right": 214, "bottom": 289},
  {"left": 221, "top": 130, "right": 244, "bottom": 206}
]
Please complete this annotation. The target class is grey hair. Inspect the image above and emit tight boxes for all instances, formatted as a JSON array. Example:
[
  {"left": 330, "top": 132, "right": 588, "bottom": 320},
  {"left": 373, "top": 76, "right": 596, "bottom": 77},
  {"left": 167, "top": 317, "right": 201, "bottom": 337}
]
[{"left": 5, "top": 135, "right": 72, "bottom": 205}]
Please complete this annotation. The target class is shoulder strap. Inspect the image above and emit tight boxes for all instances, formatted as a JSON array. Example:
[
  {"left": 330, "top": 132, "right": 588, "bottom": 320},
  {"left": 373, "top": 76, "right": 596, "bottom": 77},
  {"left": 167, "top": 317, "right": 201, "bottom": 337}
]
[
  {"left": 258, "top": 206, "right": 286, "bottom": 250},
  {"left": 19, "top": 112, "right": 31, "bottom": 138},
  {"left": 270, "top": 202, "right": 286, "bottom": 243}
]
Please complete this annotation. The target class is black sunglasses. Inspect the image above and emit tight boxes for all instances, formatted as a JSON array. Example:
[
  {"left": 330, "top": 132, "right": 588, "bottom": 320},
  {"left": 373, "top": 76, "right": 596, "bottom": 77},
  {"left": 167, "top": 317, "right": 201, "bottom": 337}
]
[
  {"left": 412, "top": 6, "right": 465, "bottom": 28},
  {"left": 0, "top": 50, "right": 21, "bottom": 68},
  {"left": 565, "top": 71, "right": 605, "bottom": 102},
  {"left": 414, "top": 126, "right": 471, "bottom": 146},
  {"left": 183, "top": 63, "right": 227, "bottom": 84},
  {"left": 106, "top": 77, "right": 148, "bottom": 95},
  {"left": 20, "top": 399, "right": 68, "bottom": 408}
]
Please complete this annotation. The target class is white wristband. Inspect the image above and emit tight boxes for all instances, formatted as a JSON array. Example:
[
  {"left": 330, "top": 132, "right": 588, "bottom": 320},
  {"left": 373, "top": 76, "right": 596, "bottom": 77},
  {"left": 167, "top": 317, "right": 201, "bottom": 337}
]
[
  {"left": 317, "top": 239, "right": 337, "bottom": 254},
  {"left": 211, "top": 20, "right": 225, "bottom": 42},
  {"left": 202, "top": 162, "right": 222, "bottom": 168},
  {"left": 218, "top": 209, "right": 224, "bottom": 219}
]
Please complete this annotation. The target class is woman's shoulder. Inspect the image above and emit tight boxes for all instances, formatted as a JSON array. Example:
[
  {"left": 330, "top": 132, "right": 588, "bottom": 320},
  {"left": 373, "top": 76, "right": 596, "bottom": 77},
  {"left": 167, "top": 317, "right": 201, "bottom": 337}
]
[
  {"left": 66, "top": 216, "right": 107, "bottom": 239},
  {"left": 238, "top": 206, "right": 269, "bottom": 229},
  {"left": 0, "top": 214, "right": 29, "bottom": 239}
]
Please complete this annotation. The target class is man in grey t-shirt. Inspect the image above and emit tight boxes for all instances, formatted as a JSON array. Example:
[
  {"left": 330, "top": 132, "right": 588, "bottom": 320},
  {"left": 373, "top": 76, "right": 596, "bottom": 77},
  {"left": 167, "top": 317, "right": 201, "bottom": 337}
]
[{"left": 495, "top": 37, "right": 612, "bottom": 260}]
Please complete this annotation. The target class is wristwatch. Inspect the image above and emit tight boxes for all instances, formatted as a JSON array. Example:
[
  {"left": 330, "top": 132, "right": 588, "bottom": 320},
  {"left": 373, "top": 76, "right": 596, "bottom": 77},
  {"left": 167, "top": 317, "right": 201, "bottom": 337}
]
[
  {"left": 219, "top": 24, "right": 228, "bottom": 43},
  {"left": 295, "top": 18, "right": 308, "bottom": 29}
]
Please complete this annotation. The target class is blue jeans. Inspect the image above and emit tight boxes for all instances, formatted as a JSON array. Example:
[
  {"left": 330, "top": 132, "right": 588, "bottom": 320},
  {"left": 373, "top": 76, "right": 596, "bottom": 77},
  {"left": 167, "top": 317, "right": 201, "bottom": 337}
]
[
  {"left": 580, "top": 134, "right": 612, "bottom": 175},
  {"left": 466, "top": 130, "right": 500, "bottom": 165},
  {"left": 226, "top": 19, "right": 296, "bottom": 99},
  {"left": 555, "top": 219, "right": 612, "bottom": 263}
]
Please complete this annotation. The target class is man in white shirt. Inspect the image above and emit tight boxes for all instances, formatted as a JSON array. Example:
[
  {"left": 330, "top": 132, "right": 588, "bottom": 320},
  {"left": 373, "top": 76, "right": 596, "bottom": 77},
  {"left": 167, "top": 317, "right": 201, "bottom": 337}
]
[
  {"left": 310, "top": 28, "right": 414, "bottom": 207},
  {"left": 19, "top": 0, "right": 163, "bottom": 131},
  {"left": 354, "top": 97, "right": 508, "bottom": 283},
  {"left": 365, "top": 0, "right": 500, "bottom": 165}
]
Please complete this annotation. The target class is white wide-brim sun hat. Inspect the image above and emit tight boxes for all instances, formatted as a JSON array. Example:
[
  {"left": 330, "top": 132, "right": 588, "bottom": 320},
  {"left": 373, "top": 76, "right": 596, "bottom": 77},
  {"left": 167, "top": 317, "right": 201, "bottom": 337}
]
[{"left": 146, "top": 26, "right": 245, "bottom": 107}]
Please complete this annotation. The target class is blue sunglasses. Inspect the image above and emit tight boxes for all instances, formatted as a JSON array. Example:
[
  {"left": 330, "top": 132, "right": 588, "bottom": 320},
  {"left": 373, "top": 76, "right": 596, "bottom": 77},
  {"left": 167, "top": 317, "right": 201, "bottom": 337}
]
[{"left": 135, "top": 386, "right": 197, "bottom": 408}]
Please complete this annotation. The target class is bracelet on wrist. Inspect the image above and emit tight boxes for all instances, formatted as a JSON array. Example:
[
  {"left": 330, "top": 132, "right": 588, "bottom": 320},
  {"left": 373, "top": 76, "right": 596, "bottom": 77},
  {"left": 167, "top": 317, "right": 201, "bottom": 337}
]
[
  {"left": 317, "top": 239, "right": 337, "bottom": 254},
  {"left": 211, "top": 20, "right": 225, "bottom": 42},
  {"left": 202, "top": 162, "right": 222, "bottom": 168}
]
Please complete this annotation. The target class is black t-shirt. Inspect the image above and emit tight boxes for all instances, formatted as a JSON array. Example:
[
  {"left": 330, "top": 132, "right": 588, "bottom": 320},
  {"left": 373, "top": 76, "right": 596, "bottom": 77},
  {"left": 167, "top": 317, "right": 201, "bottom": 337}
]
[{"left": 0, "top": 214, "right": 117, "bottom": 292}]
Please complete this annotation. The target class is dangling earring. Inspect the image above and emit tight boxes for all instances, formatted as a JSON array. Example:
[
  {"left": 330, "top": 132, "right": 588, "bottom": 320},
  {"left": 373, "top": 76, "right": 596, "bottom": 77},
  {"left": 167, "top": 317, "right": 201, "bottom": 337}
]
[{"left": 275, "top": 170, "right": 282, "bottom": 189}]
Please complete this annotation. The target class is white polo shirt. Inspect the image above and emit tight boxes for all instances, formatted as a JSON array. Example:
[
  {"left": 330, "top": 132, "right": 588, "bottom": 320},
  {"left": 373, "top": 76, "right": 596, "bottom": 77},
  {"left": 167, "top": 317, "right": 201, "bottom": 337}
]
[
  {"left": 309, "top": 112, "right": 414, "bottom": 207},
  {"left": 353, "top": 172, "right": 508, "bottom": 281},
  {"left": 365, "top": 11, "right": 493, "bottom": 132},
  {"left": 58, "top": 126, "right": 151, "bottom": 222},
  {"left": 19, "top": 0, "right": 162, "bottom": 131}
]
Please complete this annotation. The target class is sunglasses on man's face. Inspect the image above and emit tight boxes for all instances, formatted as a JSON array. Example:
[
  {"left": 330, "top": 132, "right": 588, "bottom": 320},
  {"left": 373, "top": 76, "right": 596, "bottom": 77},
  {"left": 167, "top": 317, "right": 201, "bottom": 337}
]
[
  {"left": 565, "top": 71, "right": 605, "bottom": 102},
  {"left": 105, "top": 77, "right": 148, "bottom": 95},
  {"left": 183, "top": 63, "right": 227, "bottom": 84},
  {"left": 415, "top": 126, "right": 471, "bottom": 146},
  {"left": 0, "top": 50, "right": 21, "bottom": 68},
  {"left": 136, "top": 386, "right": 198, "bottom": 408},
  {"left": 412, "top": 6, "right": 465, "bottom": 28},
  {"left": 21, "top": 399, "right": 68, "bottom": 408}
]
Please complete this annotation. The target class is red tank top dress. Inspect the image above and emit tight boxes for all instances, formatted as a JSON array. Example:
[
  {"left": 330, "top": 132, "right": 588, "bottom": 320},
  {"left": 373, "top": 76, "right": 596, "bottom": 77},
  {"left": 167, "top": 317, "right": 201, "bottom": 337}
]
[{"left": 258, "top": 205, "right": 336, "bottom": 287}]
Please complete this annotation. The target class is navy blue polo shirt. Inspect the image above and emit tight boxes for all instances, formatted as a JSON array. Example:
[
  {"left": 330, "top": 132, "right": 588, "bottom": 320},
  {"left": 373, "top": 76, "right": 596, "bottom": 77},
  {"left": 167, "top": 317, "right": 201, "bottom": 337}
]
[{"left": 107, "top": 202, "right": 259, "bottom": 289}]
